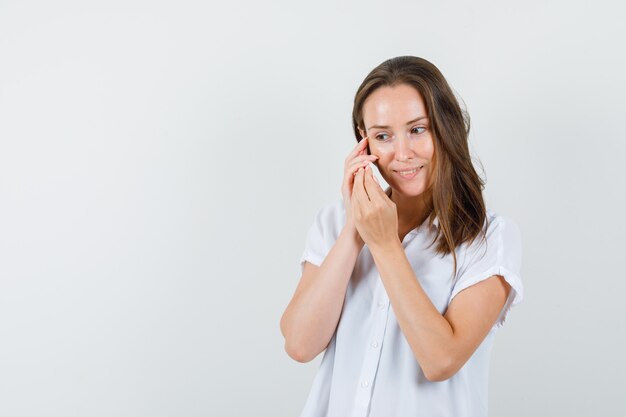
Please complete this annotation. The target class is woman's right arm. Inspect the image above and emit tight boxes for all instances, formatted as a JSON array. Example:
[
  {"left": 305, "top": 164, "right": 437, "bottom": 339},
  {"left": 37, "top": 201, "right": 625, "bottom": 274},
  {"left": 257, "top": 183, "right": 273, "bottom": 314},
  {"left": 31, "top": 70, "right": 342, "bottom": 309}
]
[
  {"left": 280, "top": 221, "right": 364, "bottom": 363},
  {"left": 280, "top": 136, "right": 377, "bottom": 362}
]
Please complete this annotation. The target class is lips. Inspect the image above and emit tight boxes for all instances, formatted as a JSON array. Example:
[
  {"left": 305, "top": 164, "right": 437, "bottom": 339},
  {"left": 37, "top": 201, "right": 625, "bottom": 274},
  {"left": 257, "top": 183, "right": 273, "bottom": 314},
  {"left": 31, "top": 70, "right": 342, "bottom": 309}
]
[
  {"left": 394, "top": 165, "right": 424, "bottom": 179},
  {"left": 393, "top": 165, "right": 424, "bottom": 174}
]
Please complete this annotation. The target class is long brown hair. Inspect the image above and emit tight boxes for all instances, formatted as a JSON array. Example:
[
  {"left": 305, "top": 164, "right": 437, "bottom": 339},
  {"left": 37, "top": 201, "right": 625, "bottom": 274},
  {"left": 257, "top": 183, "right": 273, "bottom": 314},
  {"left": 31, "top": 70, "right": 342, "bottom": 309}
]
[{"left": 352, "top": 56, "right": 489, "bottom": 279}]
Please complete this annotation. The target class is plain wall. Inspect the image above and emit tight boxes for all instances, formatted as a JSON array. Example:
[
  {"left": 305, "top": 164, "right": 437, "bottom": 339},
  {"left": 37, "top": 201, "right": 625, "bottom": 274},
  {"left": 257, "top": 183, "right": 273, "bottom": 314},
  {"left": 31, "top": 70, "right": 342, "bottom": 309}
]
[{"left": 1, "top": 0, "right": 625, "bottom": 416}]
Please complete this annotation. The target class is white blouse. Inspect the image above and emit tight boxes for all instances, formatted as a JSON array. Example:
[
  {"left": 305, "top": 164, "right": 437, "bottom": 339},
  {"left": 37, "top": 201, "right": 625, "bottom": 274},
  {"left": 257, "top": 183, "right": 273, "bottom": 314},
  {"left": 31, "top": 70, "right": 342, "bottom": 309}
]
[{"left": 296, "top": 195, "right": 524, "bottom": 417}]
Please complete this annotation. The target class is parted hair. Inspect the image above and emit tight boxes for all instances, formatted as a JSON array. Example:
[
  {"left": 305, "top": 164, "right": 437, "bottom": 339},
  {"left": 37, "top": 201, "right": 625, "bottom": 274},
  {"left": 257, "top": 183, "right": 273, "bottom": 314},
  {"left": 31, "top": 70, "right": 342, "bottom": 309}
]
[{"left": 351, "top": 56, "right": 489, "bottom": 279}]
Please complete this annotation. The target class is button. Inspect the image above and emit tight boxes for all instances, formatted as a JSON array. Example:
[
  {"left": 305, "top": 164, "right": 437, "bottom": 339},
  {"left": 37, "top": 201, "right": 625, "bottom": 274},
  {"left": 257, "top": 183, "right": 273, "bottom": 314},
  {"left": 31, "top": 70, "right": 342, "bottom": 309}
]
[
  {"left": 371, "top": 341, "right": 378, "bottom": 348},
  {"left": 361, "top": 380, "right": 369, "bottom": 388}
]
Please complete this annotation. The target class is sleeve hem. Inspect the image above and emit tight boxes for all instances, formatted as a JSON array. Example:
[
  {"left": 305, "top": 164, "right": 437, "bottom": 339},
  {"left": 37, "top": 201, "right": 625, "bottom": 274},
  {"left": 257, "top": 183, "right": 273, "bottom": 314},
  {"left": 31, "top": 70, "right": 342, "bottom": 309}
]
[
  {"left": 299, "top": 253, "right": 324, "bottom": 274},
  {"left": 449, "top": 265, "right": 524, "bottom": 330}
]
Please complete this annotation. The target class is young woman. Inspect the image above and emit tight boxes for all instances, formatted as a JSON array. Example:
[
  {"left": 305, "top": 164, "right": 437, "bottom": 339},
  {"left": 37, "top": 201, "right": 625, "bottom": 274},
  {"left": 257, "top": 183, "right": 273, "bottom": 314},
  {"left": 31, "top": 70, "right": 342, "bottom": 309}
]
[{"left": 280, "top": 56, "right": 524, "bottom": 417}]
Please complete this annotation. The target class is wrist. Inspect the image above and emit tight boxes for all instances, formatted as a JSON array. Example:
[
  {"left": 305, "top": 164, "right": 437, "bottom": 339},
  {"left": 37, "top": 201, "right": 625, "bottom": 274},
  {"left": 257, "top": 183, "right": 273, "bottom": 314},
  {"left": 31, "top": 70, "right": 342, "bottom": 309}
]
[
  {"left": 341, "top": 222, "right": 365, "bottom": 249},
  {"left": 368, "top": 237, "right": 403, "bottom": 257}
]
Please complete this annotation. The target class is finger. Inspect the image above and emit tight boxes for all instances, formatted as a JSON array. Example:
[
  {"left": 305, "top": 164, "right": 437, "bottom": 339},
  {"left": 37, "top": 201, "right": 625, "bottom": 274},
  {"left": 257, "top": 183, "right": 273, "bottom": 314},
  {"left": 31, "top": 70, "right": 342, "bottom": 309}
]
[
  {"left": 346, "top": 149, "right": 378, "bottom": 171},
  {"left": 364, "top": 164, "right": 386, "bottom": 203},
  {"left": 349, "top": 157, "right": 377, "bottom": 176},
  {"left": 350, "top": 169, "right": 361, "bottom": 217},
  {"left": 352, "top": 167, "right": 367, "bottom": 207},
  {"left": 351, "top": 154, "right": 378, "bottom": 165},
  {"left": 346, "top": 159, "right": 373, "bottom": 196},
  {"left": 355, "top": 166, "right": 372, "bottom": 202},
  {"left": 347, "top": 136, "right": 369, "bottom": 160}
]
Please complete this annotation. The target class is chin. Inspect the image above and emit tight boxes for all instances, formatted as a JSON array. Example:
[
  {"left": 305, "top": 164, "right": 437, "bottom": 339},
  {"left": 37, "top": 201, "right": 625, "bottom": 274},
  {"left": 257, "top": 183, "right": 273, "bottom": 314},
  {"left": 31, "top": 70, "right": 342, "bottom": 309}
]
[
  {"left": 382, "top": 169, "right": 431, "bottom": 198},
  {"left": 392, "top": 182, "right": 428, "bottom": 198}
]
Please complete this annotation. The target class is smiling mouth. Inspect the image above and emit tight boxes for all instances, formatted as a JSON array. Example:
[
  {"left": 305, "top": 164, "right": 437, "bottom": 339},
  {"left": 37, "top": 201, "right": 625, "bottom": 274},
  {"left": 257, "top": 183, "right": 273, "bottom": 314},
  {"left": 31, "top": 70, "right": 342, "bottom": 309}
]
[{"left": 394, "top": 165, "right": 424, "bottom": 174}]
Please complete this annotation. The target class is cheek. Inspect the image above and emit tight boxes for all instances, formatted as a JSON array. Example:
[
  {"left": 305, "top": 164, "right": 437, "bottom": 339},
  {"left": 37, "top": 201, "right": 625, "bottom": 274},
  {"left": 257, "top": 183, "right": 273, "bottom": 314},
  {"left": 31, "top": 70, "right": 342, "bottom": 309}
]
[
  {"left": 419, "top": 136, "right": 435, "bottom": 160},
  {"left": 373, "top": 156, "right": 394, "bottom": 179},
  {"left": 427, "top": 141, "right": 435, "bottom": 160},
  {"left": 370, "top": 146, "right": 394, "bottom": 171},
  {"left": 371, "top": 142, "right": 395, "bottom": 158}
]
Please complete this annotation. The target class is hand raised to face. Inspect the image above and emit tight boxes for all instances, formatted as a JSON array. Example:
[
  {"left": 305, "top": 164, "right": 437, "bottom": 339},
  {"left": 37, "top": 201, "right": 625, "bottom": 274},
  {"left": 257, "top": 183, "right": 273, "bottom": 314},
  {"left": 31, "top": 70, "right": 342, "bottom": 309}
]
[
  {"left": 351, "top": 164, "right": 399, "bottom": 250},
  {"left": 341, "top": 137, "right": 378, "bottom": 227}
]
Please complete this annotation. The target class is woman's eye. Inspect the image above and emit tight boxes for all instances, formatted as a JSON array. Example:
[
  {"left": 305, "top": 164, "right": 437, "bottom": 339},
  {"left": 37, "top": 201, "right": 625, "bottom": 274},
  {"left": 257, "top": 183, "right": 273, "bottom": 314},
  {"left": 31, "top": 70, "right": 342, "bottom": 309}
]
[
  {"left": 411, "top": 126, "right": 426, "bottom": 134},
  {"left": 375, "top": 133, "right": 389, "bottom": 141}
]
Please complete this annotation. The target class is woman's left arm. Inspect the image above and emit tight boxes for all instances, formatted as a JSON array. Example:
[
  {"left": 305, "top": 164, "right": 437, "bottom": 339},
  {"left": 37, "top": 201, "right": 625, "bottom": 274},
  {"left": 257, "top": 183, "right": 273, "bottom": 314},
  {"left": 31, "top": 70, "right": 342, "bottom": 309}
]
[
  {"left": 370, "top": 241, "right": 510, "bottom": 382},
  {"left": 352, "top": 166, "right": 511, "bottom": 382}
]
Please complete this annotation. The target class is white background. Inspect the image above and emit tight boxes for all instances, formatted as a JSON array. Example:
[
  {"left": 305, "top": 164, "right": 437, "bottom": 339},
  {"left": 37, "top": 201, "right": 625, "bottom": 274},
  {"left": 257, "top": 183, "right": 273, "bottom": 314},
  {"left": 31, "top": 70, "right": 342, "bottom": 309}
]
[{"left": 1, "top": 0, "right": 625, "bottom": 416}]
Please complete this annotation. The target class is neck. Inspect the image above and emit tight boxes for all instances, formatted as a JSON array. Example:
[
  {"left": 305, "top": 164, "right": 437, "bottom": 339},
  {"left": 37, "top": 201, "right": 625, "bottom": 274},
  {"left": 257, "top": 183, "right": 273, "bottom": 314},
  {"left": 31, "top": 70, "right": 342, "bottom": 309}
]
[{"left": 387, "top": 187, "right": 432, "bottom": 232}]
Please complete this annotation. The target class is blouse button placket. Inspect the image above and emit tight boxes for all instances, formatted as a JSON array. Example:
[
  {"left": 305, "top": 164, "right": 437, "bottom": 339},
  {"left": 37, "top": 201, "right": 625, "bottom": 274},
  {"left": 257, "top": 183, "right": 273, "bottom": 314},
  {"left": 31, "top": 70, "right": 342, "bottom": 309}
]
[{"left": 351, "top": 277, "right": 390, "bottom": 417}]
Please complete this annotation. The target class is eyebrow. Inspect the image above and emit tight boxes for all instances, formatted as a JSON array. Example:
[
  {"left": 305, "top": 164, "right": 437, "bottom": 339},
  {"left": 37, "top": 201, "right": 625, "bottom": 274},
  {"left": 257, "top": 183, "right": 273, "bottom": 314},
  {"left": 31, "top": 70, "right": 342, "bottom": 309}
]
[{"left": 366, "top": 116, "right": 429, "bottom": 132}]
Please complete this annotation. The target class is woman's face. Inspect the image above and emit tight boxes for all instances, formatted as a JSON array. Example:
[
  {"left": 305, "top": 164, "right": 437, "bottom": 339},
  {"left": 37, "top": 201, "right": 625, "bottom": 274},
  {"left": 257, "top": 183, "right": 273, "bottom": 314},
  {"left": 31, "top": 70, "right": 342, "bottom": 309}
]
[{"left": 358, "top": 83, "right": 435, "bottom": 199}]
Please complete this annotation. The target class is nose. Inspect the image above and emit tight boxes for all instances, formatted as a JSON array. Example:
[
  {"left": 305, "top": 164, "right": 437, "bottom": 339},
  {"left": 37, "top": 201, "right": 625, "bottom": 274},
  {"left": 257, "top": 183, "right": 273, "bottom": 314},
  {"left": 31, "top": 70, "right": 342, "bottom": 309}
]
[{"left": 394, "top": 134, "right": 413, "bottom": 162}]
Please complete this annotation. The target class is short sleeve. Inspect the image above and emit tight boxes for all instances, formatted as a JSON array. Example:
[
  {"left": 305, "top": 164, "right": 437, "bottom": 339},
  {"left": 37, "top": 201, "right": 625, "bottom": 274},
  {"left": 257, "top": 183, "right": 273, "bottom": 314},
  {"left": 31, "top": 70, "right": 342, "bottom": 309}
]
[
  {"left": 449, "top": 216, "right": 524, "bottom": 329},
  {"left": 298, "top": 202, "right": 341, "bottom": 275}
]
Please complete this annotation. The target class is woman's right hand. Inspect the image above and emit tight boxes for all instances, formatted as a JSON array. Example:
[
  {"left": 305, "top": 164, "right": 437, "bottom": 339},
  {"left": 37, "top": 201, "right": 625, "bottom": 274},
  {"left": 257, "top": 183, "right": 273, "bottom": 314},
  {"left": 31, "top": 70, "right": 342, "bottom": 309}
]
[{"left": 341, "top": 137, "right": 379, "bottom": 240}]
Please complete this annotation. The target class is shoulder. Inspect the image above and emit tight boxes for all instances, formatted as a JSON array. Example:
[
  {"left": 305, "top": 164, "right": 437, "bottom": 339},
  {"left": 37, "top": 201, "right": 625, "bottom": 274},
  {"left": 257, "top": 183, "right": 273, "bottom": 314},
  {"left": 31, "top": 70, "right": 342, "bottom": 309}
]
[
  {"left": 305, "top": 197, "right": 345, "bottom": 243},
  {"left": 313, "top": 197, "right": 345, "bottom": 237},
  {"left": 484, "top": 209, "right": 522, "bottom": 245},
  {"left": 484, "top": 209, "right": 521, "bottom": 237},
  {"left": 459, "top": 209, "right": 522, "bottom": 259},
  {"left": 450, "top": 209, "right": 525, "bottom": 327},
  {"left": 316, "top": 197, "right": 345, "bottom": 221}
]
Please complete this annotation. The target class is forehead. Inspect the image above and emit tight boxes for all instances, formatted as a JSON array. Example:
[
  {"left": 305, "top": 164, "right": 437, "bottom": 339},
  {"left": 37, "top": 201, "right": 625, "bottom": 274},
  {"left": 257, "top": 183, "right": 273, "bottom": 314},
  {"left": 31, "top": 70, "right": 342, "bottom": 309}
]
[{"left": 362, "top": 84, "right": 427, "bottom": 127}]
